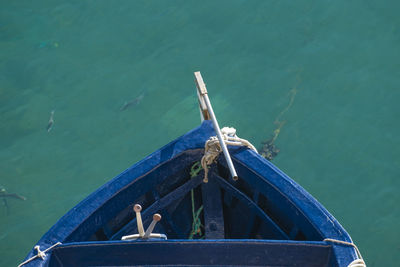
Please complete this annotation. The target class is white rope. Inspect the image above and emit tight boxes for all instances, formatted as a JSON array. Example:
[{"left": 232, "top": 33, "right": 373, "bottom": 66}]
[
  {"left": 18, "top": 242, "right": 62, "bottom": 267},
  {"left": 324, "top": 238, "right": 366, "bottom": 267},
  {"left": 201, "top": 127, "right": 257, "bottom": 182}
]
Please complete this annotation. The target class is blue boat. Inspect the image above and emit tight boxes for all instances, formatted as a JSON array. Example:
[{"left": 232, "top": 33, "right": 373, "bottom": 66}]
[{"left": 20, "top": 73, "right": 364, "bottom": 267}]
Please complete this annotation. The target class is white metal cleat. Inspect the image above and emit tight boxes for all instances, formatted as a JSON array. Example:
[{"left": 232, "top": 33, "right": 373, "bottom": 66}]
[{"left": 121, "top": 204, "right": 167, "bottom": 241}]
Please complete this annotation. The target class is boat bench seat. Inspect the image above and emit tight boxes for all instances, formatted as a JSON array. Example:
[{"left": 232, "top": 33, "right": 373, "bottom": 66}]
[{"left": 48, "top": 240, "right": 335, "bottom": 267}]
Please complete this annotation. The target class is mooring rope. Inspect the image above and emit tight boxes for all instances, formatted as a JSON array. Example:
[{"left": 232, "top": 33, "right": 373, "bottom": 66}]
[
  {"left": 18, "top": 242, "right": 62, "bottom": 267},
  {"left": 201, "top": 127, "right": 257, "bottom": 183},
  {"left": 323, "top": 238, "right": 366, "bottom": 267}
]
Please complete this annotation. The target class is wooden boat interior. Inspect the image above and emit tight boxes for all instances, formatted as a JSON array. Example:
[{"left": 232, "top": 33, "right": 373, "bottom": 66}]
[{"left": 77, "top": 149, "right": 322, "bottom": 243}]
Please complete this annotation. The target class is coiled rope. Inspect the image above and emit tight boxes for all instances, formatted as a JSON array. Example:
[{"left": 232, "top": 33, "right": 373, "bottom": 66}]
[
  {"left": 201, "top": 127, "right": 257, "bottom": 183},
  {"left": 324, "top": 238, "right": 366, "bottom": 267},
  {"left": 18, "top": 242, "right": 61, "bottom": 267}
]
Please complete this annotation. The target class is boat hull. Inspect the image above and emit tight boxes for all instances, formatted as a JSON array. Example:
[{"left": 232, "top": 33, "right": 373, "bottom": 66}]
[{"left": 22, "top": 121, "right": 357, "bottom": 266}]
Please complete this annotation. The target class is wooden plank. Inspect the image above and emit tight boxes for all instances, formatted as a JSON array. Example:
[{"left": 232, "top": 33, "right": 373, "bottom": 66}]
[
  {"left": 201, "top": 170, "right": 225, "bottom": 239},
  {"left": 243, "top": 190, "right": 260, "bottom": 237},
  {"left": 194, "top": 71, "right": 208, "bottom": 95},
  {"left": 214, "top": 174, "right": 289, "bottom": 240},
  {"left": 194, "top": 71, "right": 210, "bottom": 120}
]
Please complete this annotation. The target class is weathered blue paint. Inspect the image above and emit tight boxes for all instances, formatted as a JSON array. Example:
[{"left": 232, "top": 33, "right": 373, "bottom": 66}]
[
  {"left": 49, "top": 240, "right": 334, "bottom": 267},
  {"left": 22, "top": 121, "right": 357, "bottom": 266}
]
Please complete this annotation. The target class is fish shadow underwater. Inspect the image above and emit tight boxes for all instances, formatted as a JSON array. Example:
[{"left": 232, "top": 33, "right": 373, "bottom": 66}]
[{"left": 0, "top": 186, "right": 26, "bottom": 215}]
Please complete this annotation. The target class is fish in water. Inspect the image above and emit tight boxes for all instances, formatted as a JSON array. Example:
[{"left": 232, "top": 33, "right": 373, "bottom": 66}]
[
  {"left": 0, "top": 186, "right": 26, "bottom": 215},
  {"left": 47, "top": 110, "right": 55, "bottom": 132},
  {"left": 120, "top": 93, "right": 144, "bottom": 111}
]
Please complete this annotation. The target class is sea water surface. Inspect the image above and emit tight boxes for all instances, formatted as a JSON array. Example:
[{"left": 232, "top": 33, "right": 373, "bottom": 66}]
[{"left": 1, "top": 1, "right": 399, "bottom": 266}]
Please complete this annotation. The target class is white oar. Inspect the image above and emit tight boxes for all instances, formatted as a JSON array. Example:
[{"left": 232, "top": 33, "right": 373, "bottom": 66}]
[{"left": 194, "top": 71, "right": 238, "bottom": 180}]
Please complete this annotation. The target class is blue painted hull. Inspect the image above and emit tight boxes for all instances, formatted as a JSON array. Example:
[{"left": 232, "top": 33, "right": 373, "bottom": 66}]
[{"left": 22, "top": 121, "right": 357, "bottom": 266}]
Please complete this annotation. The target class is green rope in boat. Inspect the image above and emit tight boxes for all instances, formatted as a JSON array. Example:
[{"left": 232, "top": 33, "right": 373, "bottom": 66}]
[
  {"left": 189, "top": 161, "right": 204, "bottom": 239},
  {"left": 190, "top": 161, "right": 202, "bottom": 177}
]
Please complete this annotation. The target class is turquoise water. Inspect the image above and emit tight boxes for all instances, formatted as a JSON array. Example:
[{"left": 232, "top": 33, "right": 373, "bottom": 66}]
[{"left": 1, "top": 1, "right": 399, "bottom": 266}]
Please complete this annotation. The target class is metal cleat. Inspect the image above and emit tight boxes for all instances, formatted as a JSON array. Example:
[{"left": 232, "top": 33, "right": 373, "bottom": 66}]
[{"left": 121, "top": 204, "right": 167, "bottom": 241}]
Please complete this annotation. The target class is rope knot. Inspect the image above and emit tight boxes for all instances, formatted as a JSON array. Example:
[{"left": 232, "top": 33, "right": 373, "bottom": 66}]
[
  {"left": 34, "top": 246, "right": 46, "bottom": 260},
  {"left": 201, "top": 127, "right": 257, "bottom": 183},
  {"left": 18, "top": 242, "right": 61, "bottom": 267}
]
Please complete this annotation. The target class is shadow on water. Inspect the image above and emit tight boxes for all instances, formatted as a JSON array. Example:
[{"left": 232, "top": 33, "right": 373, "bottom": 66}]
[
  {"left": 0, "top": 186, "right": 26, "bottom": 215},
  {"left": 119, "top": 92, "right": 145, "bottom": 111}
]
